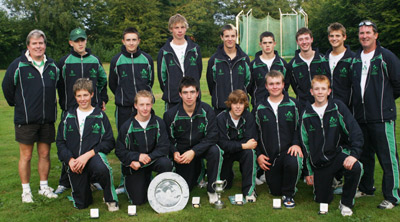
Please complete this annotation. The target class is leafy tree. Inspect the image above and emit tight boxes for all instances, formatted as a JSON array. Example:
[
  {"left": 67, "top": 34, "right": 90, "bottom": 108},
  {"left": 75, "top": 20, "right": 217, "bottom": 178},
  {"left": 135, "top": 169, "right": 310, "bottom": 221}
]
[{"left": 0, "top": 10, "right": 23, "bottom": 68}]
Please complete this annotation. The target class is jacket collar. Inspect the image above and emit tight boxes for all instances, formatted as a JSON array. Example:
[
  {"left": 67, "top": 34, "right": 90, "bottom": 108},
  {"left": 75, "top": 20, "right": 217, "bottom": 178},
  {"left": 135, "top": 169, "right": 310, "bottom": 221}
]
[{"left": 121, "top": 45, "right": 142, "bottom": 58}]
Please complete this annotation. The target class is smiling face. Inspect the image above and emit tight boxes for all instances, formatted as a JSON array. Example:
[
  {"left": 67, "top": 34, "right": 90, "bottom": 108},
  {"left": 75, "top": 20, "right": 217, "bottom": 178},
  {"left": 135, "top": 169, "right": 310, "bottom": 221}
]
[
  {"left": 266, "top": 76, "right": 285, "bottom": 98},
  {"left": 359, "top": 25, "right": 378, "bottom": 53},
  {"left": 260, "top": 36, "right": 276, "bottom": 55},
  {"left": 296, "top": 33, "right": 313, "bottom": 53},
  {"left": 170, "top": 22, "right": 187, "bottom": 41},
  {"left": 134, "top": 96, "right": 153, "bottom": 121},
  {"left": 75, "top": 89, "right": 94, "bottom": 111},
  {"left": 229, "top": 102, "right": 245, "bottom": 120},
  {"left": 221, "top": 29, "right": 237, "bottom": 50},
  {"left": 328, "top": 30, "right": 346, "bottom": 49},
  {"left": 27, "top": 36, "right": 46, "bottom": 61},
  {"left": 69, "top": 38, "right": 87, "bottom": 56},
  {"left": 310, "top": 81, "right": 331, "bottom": 107},
  {"left": 123, "top": 33, "right": 140, "bottom": 53},
  {"left": 179, "top": 86, "right": 199, "bottom": 108}
]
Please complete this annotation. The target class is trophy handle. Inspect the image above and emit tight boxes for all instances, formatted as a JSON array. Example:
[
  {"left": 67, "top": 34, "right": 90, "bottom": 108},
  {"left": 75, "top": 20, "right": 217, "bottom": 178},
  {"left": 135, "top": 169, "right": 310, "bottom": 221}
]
[
  {"left": 222, "top": 180, "right": 227, "bottom": 189},
  {"left": 211, "top": 181, "right": 217, "bottom": 191}
]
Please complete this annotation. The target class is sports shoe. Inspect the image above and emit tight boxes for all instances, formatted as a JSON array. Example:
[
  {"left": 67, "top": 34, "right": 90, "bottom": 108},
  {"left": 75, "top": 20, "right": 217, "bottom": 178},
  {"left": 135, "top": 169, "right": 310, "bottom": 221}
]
[
  {"left": 106, "top": 202, "right": 119, "bottom": 212},
  {"left": 38, "top": 187, "right": 58, "bottom": 198},
  {"left": 377, "top": 200, "right": 395, "bottom": 209},
  {"left": 22, "top": 191, "right": 34, "bottom": 203},
  {"left": 54, "top": 185, "right": 69, "bottom": 195},
  {"left": 198, "top": 179, "right": 208, "bottom": 189},
  {"left": 115, "top": 186, "right": 125, "bottom": 195},
  {"left": 255, "top": 177, "right": 264, "bottom": 185},
  {"left": 355, "top": 190, "right": 374, "bottom": 198},
  {"left": 339, "top": 201, "right": 353, "bottom": 216},
  {"left": 208, "top": 192, "right": 218, "bottom": 204},
  {"left": 245, "top": 192, "right": 257, "bottom": 203},
  {"left": 282, "top": 196, "right": 295, "bottom": 208}
]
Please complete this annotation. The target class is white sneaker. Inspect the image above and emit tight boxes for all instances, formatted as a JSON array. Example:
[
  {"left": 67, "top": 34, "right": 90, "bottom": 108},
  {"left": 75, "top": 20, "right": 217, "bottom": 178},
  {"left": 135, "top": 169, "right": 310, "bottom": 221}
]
[
  {"left": 54, "top": 185, "right": 68, "bottom": 195},
  {"left": 260, "top": 174, "right": 266, "bottom": 183},
  {"left": 106, "top": 202, "right": 119, "bottom": 212},
  {"left": 255, "top": 177, "right": 264, "bottom": 185},
  {"left": 115, "top": 186, "right": 125, "bottom": 195},
  {"left": 246, "top": 192, "right": 257, "bottom": 203},
  {"left": 339, "top": 201, "right": 353, "bottom": 216},
  {"left": 22, "top": 191, "right": 34, "bottom": 203},
  {"left": 377, "top": 200, "right": 396, "bottom": 209},
  {"left": 208, "top": 192, "right": 218, "bottom": 204},
  {"left": 355, "top": 190, "right": 374, "bottom": 198},
  {"left": 38, "top": 187, "right": 58, "bottom": 198}
]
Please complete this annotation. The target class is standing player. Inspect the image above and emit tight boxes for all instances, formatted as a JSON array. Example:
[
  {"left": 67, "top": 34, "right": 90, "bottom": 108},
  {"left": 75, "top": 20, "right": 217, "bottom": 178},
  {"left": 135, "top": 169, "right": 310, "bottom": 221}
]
[
  {"left": 56, "top": 78, "right": 118, "bottom": 211},
  {"left": 301, "top": 75, "right": 363, "bottom": 216},
  {"left": 157, "top": 14, "right": 202, "bottom": 110},
  {"left": 254, "top": 70, "right": 303, "bottom": 208},
  {"left": 351, "top": 20, "right": 400, "bottom": 209},
  {"left": 249, "top": 31, "right": 288, "bottom": 107},
  {"left": 217, "top": 90, "right": 258, "bottom": 202},
  {"left": 207, "top": 24, "right": 251, "bottom": 115},
  {"left": 163, "top": 76, "right": 223, "bottom": 204},
  {"left": 2, "top": 29, "right": 59, "bottom": 203},
  {"left": 288, "top": 27, "right": 330, "bottom": 106},
  {"left": 115, "top": 90, "right": 172, "bottom": 205}
]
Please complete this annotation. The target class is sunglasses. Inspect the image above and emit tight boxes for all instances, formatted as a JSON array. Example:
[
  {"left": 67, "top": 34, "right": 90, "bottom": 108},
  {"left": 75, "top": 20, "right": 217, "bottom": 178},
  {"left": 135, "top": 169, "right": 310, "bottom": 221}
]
[{"left": 359, "top": 21, "right": 377, "bottom": 30}]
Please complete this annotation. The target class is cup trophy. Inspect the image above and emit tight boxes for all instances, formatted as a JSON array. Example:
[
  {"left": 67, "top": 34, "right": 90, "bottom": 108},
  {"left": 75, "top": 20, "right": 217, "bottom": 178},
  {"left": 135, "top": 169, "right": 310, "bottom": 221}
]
[{"left": 211, "top": 180, "right": 227, "bottom": 209}]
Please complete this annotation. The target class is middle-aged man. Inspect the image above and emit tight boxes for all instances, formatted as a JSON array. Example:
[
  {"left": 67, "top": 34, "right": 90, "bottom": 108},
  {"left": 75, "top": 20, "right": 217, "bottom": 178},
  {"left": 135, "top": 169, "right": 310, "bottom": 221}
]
[
  {"left": 163, "top": 76, "right": 223, "bottom": 204},
  {"left": 254, "top": 70, "right": 303, "bottom": 208},
  {"left": 2, "top": 29, "right": 59, "bottom": 203},
  {"left": 351, "top": 20, "right": 400, "bottom": 209},
  {"left": 157, "top": 14, "right": 202, "bottom": 111},
  {"left": 249, "top": 31, "right": 288, "bottom": 107},
  {"left": 326, "top": 22, "right": 355, "bottom": 107},
  {"left": 55, "top": 27, "right": 108, "bottom": 195},
  {"left": 301, "top": 75, "right": 363, "bottom": 216},
  {"left": 115, "top": 90, "right": 172, "bottom": 205},
  {"left": 288, "top": 27, "right": 330, "bottom": 107},
  {"left": 206, "top": 24, "right": 251, "bottom": 115}
]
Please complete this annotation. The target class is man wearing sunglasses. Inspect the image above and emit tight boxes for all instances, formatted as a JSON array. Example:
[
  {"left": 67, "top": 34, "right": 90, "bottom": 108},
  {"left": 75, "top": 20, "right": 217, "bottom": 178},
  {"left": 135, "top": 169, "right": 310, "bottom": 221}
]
[{"left": 351, "top": 20, "right": 400, "bottom": 209}]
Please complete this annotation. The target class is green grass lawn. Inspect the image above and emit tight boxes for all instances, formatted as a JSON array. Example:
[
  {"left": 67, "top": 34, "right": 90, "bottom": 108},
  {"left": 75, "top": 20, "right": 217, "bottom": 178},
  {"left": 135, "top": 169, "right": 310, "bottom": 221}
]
[{"left": 0, "top": 59, "right": 399, "bottom": 221}]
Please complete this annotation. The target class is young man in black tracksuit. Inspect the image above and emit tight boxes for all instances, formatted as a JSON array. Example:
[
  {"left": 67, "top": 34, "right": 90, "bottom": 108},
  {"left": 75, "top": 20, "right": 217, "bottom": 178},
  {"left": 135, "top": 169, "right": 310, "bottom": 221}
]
[
  {"left": 351, "top": 21, "right": 400, "bottom": 209},
  {"left": 164, "top": 76, "right": 223, "bottom": 204},
  {"left": 301, "top": 75, "right": 363, "bottom": 216},
  {"left": 249, "top": 31, "right": 288, "bottom": 108},
  {"left": 109, "top": 27, "right": 154, "bottom": 130},
  {"left": 254, "top": 70, "right": 303, "bottom": 208},
  {"left": 115, "top": 90, "right": 172, "bottom": 205},
  {"left": 207, "top": 24, "right": 251, "bottom": 115},
  {"left": 157, "top": 14, "right": 202, "bottom": 111},
  {"left": 217, "top": 90, "right": 258, "bottom": 202},
  {"left": 288, "top": 27, "right": 330, "bottom": 107},
  {"left": 56, "top": 28, "right": 109, "bottom": 194},
  {"left": 56, "top": 78, "right": 118, "bottom": 211}
]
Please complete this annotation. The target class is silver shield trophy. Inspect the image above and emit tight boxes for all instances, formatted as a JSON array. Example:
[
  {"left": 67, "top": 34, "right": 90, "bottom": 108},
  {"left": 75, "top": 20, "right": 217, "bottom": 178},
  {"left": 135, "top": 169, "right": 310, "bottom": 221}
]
[{"left": 211, "top": 180, "right": 227, "bottom": 209}]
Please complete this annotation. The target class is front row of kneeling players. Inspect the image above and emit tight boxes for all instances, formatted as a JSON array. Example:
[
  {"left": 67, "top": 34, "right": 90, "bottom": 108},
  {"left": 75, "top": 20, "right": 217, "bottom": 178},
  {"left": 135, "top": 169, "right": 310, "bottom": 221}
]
[{"left": 59, "top": 73, "right": 363, "bottom": 216}]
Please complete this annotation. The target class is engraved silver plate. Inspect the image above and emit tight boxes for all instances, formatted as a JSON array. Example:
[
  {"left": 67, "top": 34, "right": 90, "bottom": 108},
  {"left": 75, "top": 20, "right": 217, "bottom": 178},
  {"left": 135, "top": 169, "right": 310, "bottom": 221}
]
[{"left": 147, "top": 172, "right": 189, "bottom": 213}]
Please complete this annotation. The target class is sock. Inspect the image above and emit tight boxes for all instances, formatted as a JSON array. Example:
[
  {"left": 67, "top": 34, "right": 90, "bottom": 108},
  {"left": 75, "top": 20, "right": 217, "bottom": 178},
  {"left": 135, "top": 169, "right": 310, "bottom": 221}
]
[
  {"left": 40, "top": 180, "right": 48, "bottom": 190},
  {"left": 22, "top": 183, "right": 31, "bottom": 193}
]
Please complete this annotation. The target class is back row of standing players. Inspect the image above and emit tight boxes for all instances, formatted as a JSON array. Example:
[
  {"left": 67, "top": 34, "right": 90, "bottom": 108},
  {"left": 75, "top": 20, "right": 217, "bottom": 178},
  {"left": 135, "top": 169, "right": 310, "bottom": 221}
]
[{"left": 3, "top": 13, "right": 400, "bottom": 214}]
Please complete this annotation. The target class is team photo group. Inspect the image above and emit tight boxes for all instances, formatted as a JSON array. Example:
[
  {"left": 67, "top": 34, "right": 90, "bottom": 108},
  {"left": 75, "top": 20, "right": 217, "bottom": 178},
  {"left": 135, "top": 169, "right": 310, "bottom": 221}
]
[{"left": 2, "top": 13, "right": 400, "bottom": 217}]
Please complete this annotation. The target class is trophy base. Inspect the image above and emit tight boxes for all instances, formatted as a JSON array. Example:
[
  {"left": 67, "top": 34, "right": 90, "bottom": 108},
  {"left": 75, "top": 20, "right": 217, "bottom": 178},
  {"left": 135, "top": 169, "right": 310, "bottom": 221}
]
[{"left": 214, "top": 201, "right": 225, "bottom": 209}]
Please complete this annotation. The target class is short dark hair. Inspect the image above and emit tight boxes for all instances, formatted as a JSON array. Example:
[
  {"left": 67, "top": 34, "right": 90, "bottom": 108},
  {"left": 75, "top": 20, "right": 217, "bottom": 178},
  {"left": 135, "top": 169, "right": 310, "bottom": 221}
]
[
  {"left": 73, "top": 78, "right": 93, "bottom": 95},
  {"left": 327, "top": 22, "right": 346, "bottom": 36},
  {"left": 259, "top": 31, "right": 275, "bottom": 42},
  {"left": 123, "top": 27, "right": 140, "bottom": 39},
  {"left": 265, "top": 70, "right": 285, "bottom": 84},
  {"left": 220, "top": 24, "right": 237, "bottom": 36},
  {"left": 179, "top": 76, "right": 199, "bottom": 93},
  {"left": 296, "top": 27, "right": 313, "bottom": 40}
]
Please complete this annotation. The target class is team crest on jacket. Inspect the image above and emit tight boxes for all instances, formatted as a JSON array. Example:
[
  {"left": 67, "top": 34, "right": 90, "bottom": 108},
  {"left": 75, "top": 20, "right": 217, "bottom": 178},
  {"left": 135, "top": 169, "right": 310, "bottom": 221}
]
[
  {"left": 169, "top": 60, "right": 175, "bottom": 66},
  {"left": 371, "top": 65, "right": 378, "bottom": 75},
  {"left": 49, "top": 70, "right": 56, "bottom": 80},
  {"left": 190, "top": 56, "right": 196, "bottom": 66},
  {"left": 69, "top": 70, "right": 76, "bottom": 77},
  {"left": 257, "top": 73, "right": 263, "bottom": 80},
  {"left": 218, "top": 69, "right": 224, "bottom": 76},
  {"left": 238, "top": 65, "right": 244, "bottom": 75},
  {"left": 329, "top": 117, "right": 337, "bottom": 127},
  {"left": 141, "top": 69, "right": 148, "bottom": 78},
  {"left": 89, "top": 68, "right": 97, "bottom": 78},
  {"left": 309, "top": 124, "right": 315, "bottom": 131},
  {"left": 198, "top": 123, "right": 206, "bottom": 133},
  {"left": 177, "top": 125, "right": 184, "bottom": 132},
  {"left": 121, "top": 71, "right": 127, "bottom": 77},
  {"left": 27, "top": 73, "right": 35, "bottom": 79},
  {"left": 92, "top": 123, "right": 101, "bottom": 133},
  {"left": 340, "top": 67, "right": 347, "bottom": 77},
  {"left": 285, "top": 111, "right": 294, "bottom": 121},
  {"left": 263, "top": 115, "right": 269, "bottom": 122},
  {"left": 298, "top": 72, "right": 304, "bottom": 79},
  {"left": 67, "top": 125, "right": 74, "bottom": 132}
]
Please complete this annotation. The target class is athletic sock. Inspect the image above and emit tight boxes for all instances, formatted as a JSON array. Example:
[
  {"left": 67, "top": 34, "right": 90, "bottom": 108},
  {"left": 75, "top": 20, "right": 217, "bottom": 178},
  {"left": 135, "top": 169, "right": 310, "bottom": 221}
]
[
  {"left": 40, "top": 180, "right": 49, "bottom": 190},
  {"left": 22, "top": 183, "right": 31, "bottom": 193}
]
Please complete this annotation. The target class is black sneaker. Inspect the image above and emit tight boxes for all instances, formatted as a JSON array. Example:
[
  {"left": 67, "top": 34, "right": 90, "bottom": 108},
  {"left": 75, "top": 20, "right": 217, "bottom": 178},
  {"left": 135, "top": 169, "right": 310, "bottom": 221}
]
[{"left": 282, "top": 196, "right": 295, "bottom": 208}]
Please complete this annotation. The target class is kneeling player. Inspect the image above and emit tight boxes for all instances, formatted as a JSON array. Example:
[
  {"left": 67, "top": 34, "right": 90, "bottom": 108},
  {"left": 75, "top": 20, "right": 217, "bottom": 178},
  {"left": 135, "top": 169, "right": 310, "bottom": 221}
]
[
  {"left": 301, "top": 75, "right": 363, "bottom": 216},
  {"left": 115, "top": 90, "right": 172, "bottom": 205},
  {"left": 254, "top": 70, "right": 303, "bottom": 208},
  {"left": 56, "top": 78, "right": 119, "bottom": 211},
  {"left": 217, "top": 90, "right": 258, "bottom": 202}
]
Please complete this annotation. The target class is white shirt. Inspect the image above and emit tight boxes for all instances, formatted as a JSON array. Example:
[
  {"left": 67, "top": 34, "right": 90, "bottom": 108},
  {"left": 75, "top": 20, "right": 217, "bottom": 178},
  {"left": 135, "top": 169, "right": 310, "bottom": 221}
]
[
  {"left": 138, "top": 118, "right": 150, "bottom": 129},
  {"left": 360, "top": 50, "right": 375, "bottom": 97},
  {"left": 299, "top": 54, "right": 313, "bottom": 67},
  {"left": 77, "top": 107, "right": 94, "bottom": 136},
  {"left": 260, "top": 56, "right": 275, "bottom": 70},
  {"left": 312, "top": 103, "right": 328, "bottom": 120},
  {"left": 25, "top": 50, "right": 47, "bottom": 76},
  {"left": 229, "top": 112, "right": 240, "bottom": 127},
  {"left": 268, "top": 97, "right": 283, "bottom": 116},
  {"left": 170, "top": 41, "right": 188, "bottom": 74},
  {"left": 329, "top": 51, "right": 345, "bottom": 73}
]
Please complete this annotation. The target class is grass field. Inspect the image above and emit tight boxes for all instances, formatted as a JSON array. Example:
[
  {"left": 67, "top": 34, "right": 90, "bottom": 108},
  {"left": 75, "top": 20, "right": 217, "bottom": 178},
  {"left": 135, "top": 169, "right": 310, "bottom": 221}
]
[{"left": 0, "top": 59, "right": 399, "bottom": 221}]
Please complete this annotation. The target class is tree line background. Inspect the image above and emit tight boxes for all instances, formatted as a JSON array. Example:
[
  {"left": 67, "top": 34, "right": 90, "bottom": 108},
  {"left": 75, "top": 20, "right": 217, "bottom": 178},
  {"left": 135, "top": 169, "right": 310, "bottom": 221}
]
[{"left": 1, "top": 0, "right": 399, "bottom": 69}]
